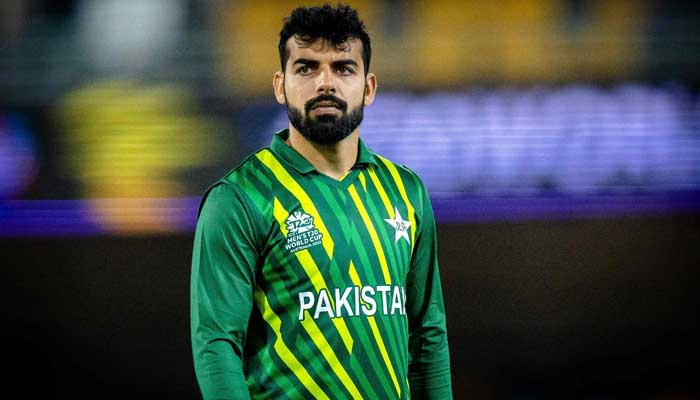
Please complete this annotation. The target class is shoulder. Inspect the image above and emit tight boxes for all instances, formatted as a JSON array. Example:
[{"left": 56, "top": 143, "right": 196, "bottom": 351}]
[
  {"left": 197, "top": 147, "right": 271, "bottom": 219},
  {"left": 371, "top": 152, "right": 429, "bottom": 204},
  {"left": 220, "top": 147, "right": 272, "bottom": 189},
  {"left": 196, "top": 182, "right": 247, "bottom": 222}
]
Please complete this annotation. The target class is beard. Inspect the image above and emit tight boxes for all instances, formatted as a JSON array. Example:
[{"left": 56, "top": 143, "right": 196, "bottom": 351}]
[{"left": 286, "top": 93, "right": 364, "bottom": 146}]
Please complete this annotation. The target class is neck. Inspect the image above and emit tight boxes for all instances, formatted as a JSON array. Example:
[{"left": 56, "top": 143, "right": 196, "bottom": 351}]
[{"left": 286, "top": 126, "right": 359, "bottom": 180}]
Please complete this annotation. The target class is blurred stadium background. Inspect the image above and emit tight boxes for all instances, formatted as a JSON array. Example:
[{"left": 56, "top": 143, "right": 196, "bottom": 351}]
[{"left": 1, "top": 0, "right": 698, "bottom": 398}]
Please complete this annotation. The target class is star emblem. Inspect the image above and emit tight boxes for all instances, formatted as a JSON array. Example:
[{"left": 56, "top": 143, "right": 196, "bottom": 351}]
[{"left": 384, "top": 206, "right": 411, "bottom": 244}]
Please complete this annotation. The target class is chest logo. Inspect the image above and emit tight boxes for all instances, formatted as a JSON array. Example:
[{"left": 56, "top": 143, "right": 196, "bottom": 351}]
[
  {"left": 384, "top": 206, "right": 411, "bottom": 244},
  {"left": 284, "top": 210, "right": 324, "bottom": 253}
]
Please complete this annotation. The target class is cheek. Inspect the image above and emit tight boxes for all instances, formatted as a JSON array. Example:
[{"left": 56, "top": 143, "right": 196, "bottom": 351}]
[
  {"left": 346, "top": 78, "right": 367, "bottom": 99},
  {"left": 345, "top": 82, "right": 367, "bottom": 106},
  {"left": 286, "top": 80, "right": 316, "bottom": 102}
]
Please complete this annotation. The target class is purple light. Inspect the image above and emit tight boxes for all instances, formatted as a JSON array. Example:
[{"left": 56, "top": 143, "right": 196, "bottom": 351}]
[
  {"left": 0, "top": 113, "right": 39, "bottom": 199},
  {"left": 0, "top": 197, "right": 200, "bottom": 237}
]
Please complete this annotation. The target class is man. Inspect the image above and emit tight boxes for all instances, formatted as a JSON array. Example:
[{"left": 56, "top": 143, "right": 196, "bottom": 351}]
[{"left": 190, "top": 4, "right": 452, "bottom": 399}]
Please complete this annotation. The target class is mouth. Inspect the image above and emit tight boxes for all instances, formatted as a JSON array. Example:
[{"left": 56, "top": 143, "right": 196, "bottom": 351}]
[
  {"left": 310, "top": 101, "right": 342, "bottom": 116},
  {"left": 311, "top": 100, "right": 340, "bottom": 110}
]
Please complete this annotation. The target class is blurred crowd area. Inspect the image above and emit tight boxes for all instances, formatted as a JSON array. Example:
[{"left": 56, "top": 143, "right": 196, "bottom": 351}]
[
  {"left": 0, "top": 0, "right": 699, "bottom": 235},
  {"left": 3, "top": 0, "right": 700, "bottom": 92}
]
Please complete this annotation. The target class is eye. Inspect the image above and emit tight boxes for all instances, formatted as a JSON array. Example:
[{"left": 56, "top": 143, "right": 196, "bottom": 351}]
[
  {"left": 336, "top": 65, "right": 354, "bottom": 75},
  {"left": 297, "top": 66, "right": 311, "bottom": 75}
]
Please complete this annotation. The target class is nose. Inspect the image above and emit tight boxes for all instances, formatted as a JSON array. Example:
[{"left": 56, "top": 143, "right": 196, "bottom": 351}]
[{"left": 316, "top": 67, "right": 336, "bottom": 94}]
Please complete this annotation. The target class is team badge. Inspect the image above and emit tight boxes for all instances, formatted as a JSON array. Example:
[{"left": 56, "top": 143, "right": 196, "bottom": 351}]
[
  {"left": 284, "top": 209, "right": 324, "bottom": 252},
  {"left": 384, "top": 206, "right": 411, "bottom": 244}
]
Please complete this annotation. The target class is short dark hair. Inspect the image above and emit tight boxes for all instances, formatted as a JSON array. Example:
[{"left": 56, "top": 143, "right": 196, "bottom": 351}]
[{"left": 278, "top": 3, "right": 371, "bottom": 75}]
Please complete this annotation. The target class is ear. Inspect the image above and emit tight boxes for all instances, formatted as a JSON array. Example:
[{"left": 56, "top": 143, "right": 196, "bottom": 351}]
[
  {"left": 273, "top": 71, "right": 286, "bottom": 105},
  {"left": 363, "top": 72, "right": 378, "bottom": 106}
]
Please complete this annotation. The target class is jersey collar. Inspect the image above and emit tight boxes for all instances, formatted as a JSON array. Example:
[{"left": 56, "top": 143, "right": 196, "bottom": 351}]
[{"left": 270, "top": 129, "right": 379, "bottom": 175}]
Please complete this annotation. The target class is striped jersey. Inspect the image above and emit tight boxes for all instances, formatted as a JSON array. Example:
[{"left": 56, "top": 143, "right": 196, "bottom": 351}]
[{"left": 190, "top": 129, "right": 452, "bottom": 399}]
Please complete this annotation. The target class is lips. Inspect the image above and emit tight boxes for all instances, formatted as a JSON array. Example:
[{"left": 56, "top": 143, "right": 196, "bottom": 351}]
[
  {"left": 305, "top": 96, "right": 347, "bottom": 114},
  {"left": 311, "top": 101, "right": 340, "bottom": 109}
]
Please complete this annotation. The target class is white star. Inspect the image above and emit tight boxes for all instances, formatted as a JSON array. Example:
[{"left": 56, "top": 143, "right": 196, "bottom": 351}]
[{"left": 384, "top": 206, "right": 411, "bottom": 244}]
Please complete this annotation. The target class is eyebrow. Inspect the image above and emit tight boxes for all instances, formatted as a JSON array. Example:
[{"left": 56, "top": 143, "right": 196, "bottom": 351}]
[{"left": 292, "top": 58, "right": 359, "bottom": 69}]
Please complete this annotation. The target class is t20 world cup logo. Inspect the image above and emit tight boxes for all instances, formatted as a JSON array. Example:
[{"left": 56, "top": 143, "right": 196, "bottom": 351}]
[
  {"left": 285, "top": 210, "right": 315, "bottom": 234},
  {"left": 283, "top": 209, "right": 323, "bottom": 253}
]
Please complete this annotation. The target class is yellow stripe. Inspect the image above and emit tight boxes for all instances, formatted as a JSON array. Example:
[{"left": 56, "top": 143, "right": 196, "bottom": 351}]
[
  {"left": 367, "top": 168, "right": 394, "bottom": 219},
  {"left": 348, "top": 260, "right": 363, "bottom": 286},
  {"left": 254, "top": 289, "right": 330, "bottom": 400},
  {"left": 273, "top": 197, "right": 289, "bottom": 236},
  {"left": 272, "top": 198, "right": 354, "bottom": 353},
  {"left": 348, "top": 261, "right": 401, "bottom": 397},
  {"left": 257, "top": 149, "right": 334, "bottom": 257},
  {"left": 368, "top": 317, "right": 401, "bottom": 396},
  {"left": 376, "top": 156, "right": 417, "bottom": 252},
  {"left": 347, "top": 185, "right": 392, "bottom": 284},
  {"left": 301, "top": 312, "right": 363, "bottom": 400},
  {"left": 297, "top": 250, "right": 337, "bottom": 309},
  {"left": 358, "top": 171, "right": 367, "bottom": 191}
]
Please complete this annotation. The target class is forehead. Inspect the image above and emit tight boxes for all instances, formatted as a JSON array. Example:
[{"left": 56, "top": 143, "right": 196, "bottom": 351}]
[{"left": 285, "top": 36, "right": 364, "bottom": 65}]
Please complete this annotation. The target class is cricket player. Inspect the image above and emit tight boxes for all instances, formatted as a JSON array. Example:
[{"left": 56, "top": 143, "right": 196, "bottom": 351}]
[{"left": 191, "top": 4, "right": 452, "bottom": 399}]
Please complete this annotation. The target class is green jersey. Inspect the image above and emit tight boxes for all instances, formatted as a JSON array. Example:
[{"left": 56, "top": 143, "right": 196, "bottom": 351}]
[{"left": 191, "top": 129, "right": 452, "bottom": 399}]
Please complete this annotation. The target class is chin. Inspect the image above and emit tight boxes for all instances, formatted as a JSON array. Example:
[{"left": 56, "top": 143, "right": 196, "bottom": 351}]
[{"left": 314, "top": 115, "right": 340, "bottom": 123}]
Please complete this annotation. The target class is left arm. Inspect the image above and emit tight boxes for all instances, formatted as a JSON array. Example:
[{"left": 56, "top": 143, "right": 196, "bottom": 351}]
[{"left": 405, "top": 180, "right": 453, "bottom": 399}]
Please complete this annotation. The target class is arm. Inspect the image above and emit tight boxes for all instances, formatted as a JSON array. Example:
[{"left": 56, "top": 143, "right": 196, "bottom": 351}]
[
  {"left": 190, "top": 183, "right": 262, "bottom": 400},
  {"left": 405, "top": 181, "right": 453, "bottom": 399}
]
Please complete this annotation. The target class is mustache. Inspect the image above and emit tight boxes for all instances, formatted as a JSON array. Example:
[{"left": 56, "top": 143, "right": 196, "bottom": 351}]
[{"left": 304, "top": 94, "right": 348, "bottom": 113}]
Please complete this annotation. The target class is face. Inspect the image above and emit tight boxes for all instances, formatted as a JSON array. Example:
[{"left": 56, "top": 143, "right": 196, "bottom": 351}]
[{"left": 274, "top": 36, "right": 377, "bottom": 146}]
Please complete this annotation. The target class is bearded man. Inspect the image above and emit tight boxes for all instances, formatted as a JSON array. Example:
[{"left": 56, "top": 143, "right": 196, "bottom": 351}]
[{"left": 190, "top": 4, "right": 452, "bottom": 399}]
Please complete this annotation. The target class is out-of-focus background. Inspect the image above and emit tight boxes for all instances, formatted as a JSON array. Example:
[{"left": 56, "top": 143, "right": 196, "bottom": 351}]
[{"left": 1, "top": 0, "right": 699, "bottom": 398}]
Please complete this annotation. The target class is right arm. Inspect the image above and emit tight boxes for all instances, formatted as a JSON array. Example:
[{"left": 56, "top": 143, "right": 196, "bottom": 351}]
[{"left": 190, "top": 183, "right": 262, "bottom": 400}]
